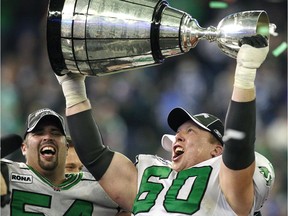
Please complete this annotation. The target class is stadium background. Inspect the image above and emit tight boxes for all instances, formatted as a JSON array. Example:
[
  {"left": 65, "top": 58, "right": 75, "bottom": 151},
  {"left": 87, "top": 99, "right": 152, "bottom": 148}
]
[{"left": 1, "top": 0, "right": 287, "bottom": 215}]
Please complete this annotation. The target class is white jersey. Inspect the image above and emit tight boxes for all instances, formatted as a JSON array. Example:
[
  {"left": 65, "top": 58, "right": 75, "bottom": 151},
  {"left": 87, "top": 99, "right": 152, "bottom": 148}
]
[
  {"left": 132, "top": 152, "right": 274, "bottom": 216},
  {"left": 1, "top": 159, "right": 120, "bottom": 216}
]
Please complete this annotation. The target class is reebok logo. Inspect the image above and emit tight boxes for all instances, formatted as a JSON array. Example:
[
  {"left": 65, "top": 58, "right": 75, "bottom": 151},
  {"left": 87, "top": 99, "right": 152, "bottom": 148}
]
[{"left": 11, "top": 173, "right": 33, "bottom": 184}]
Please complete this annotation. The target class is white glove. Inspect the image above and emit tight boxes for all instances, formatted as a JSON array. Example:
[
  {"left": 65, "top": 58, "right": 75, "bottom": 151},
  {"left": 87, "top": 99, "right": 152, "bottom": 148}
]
[
  {"left": 56, "top": 72, "right": 87, "bottom": 108},
  {"left": 234, "top": 36, "right": 269, "bottom": 89}
]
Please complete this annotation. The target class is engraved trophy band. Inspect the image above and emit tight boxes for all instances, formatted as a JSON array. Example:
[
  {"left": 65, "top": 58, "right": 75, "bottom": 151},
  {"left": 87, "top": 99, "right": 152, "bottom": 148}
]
[{"left": 47, "top": 0, "right": 271, "bottom": 76}]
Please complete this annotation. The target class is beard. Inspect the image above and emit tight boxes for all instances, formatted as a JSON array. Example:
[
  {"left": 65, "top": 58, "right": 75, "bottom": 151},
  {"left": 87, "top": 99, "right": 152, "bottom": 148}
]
[{"left": 38, "top": 155, "right": 59, "bottom": 171}]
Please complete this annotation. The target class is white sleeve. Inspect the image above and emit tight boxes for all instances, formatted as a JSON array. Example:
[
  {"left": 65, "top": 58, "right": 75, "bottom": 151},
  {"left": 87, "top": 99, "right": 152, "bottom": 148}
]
[{"left": 253, "top": 152, "right": 275, "bottom": 211}]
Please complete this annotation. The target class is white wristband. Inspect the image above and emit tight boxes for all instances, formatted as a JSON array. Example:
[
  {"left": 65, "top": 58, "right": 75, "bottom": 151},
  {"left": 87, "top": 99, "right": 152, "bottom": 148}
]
[
  {"left": 234, "top": 65, "right": 256, "bottom": 89},
  {"left": 234, "top": 44, "right": 268, "bottom": 89},
  {"left": 61, "top": 77, "right": 87, "bottom": 108}
]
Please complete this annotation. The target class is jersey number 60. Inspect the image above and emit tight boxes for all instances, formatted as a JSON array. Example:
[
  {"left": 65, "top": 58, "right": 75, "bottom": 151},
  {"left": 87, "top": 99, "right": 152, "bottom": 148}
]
[{"left": 133, "top": 166, "right": 212, "bottom": 214}]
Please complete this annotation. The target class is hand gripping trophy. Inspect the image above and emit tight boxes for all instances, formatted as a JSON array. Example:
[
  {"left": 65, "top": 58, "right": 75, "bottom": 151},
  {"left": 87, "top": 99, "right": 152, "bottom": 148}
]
[{"left": 47, "top": 0, "right": 274, "bottom": 76}]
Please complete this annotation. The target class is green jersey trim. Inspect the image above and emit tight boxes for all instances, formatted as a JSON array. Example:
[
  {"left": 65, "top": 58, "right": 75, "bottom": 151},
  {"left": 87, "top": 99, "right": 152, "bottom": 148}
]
[{"left": 28, "top": 165, "right": 83, "bottom": 191}]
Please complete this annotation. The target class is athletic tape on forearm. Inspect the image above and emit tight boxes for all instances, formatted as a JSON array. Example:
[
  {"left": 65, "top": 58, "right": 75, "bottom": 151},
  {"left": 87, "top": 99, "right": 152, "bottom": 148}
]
[
  {"left": 234, "top": 44, "right": 268, "bottom": 89},
  {"left": 234, "top": 65, "right": 256, "bottom": 89},
  {"left": 67, "top": 109, "right": 115, "bottom": 180},
  {"left": 223, "top": 100, "right": 256, "bottom": 170},
  {"left": 61, "top": 78, "right": 87, "bottom": 108}
]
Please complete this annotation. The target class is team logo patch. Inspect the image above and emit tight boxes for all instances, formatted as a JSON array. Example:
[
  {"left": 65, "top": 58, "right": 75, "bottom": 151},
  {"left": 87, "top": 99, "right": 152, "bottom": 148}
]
[
  {"left": 11, "top": 172, "right": 33, "bottom": 184},
  {"left": 258, "top": 166, "right": 273, "bottom": 186},
  {"left": 213, "top": 129, "right": 222, "bottom": 139}
]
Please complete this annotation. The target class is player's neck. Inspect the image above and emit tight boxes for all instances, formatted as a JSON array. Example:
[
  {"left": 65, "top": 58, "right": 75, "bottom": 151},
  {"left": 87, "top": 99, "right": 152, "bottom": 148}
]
[{"left": 28, "top": 165, "right": 67, "bottom": 186}]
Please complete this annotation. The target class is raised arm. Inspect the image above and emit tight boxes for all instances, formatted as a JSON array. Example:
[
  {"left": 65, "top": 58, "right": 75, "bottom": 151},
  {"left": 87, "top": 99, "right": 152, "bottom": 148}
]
[
  {"left": 57, "top": 74, "right": 137, "bottom": 211},
  {"left": 219, "top": 35, "right": 269, "bottom": 215}
]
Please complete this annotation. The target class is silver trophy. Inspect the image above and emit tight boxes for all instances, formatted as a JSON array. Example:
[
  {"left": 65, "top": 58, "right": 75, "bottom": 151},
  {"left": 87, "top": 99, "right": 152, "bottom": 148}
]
[{"left": 47, "top": 0, "right": 271, "bottom": 76}]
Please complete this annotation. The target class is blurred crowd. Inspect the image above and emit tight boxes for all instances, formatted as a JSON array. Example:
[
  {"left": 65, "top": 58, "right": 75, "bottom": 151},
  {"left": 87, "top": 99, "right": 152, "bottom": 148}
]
[{"left": 1, "top": 0, "right": 287, "bottom": 215}]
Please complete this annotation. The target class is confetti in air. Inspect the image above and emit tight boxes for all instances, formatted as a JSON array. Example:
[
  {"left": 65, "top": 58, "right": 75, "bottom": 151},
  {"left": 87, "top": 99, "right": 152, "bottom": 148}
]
[
  {"left": 209, "top": 1, "right": 228, "bottom": 9},
  {"left": 272, "top": 42, "right": 287, "bottom": 57}
]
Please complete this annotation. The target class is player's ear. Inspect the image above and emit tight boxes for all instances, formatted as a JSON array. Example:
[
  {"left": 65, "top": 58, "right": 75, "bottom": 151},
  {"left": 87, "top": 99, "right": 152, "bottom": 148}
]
[
  {"left": 21, "top": 142, "right": 27, "bottom": 156},
  {"left": 211, "top": 145, "right": 223, "bottom": 158}
]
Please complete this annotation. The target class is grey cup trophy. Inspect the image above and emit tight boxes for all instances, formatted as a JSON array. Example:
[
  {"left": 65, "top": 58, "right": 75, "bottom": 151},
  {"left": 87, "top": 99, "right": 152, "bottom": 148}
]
[{"left": 47, "top": 0, "right": 270, "bottom": 76}]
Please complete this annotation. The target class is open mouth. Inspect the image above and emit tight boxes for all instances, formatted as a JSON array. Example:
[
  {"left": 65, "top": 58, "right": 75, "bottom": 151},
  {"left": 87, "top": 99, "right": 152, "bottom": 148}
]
[
  {"left": 173, "top": 146, "right": 184, "bottom": 159},
  {"left": 40, "top": 146, "right": 56, "bottom": 156}
]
